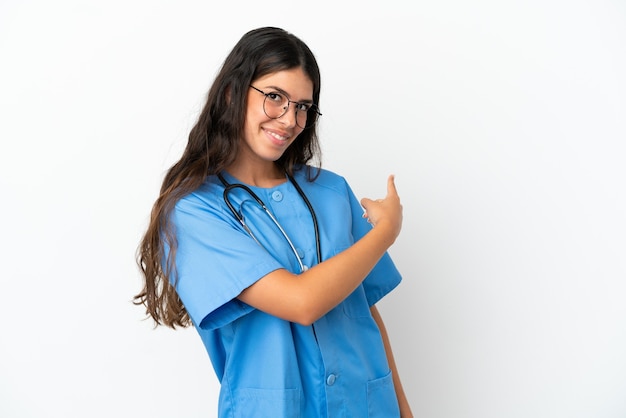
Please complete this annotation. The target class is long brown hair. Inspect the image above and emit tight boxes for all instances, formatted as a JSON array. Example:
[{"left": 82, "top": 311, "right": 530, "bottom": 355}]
[{"left": 134, "top": 27, "right": 322, "bottom": 328}]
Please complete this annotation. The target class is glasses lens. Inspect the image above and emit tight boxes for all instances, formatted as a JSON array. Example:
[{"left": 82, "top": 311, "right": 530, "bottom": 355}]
[
  {"left": 296, "top": 107, "right": 318, "bottom": 129},
  {"left": 262, "top": 93, "right": 287, "bottom": 119},
  {"left": 262, "top": 94, "right": 319, "bottom": 129}
]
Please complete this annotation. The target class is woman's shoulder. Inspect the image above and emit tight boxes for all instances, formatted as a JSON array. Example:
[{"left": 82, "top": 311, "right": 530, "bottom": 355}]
[
  {"left": 295, "top": 165, "right": 347, "bottom": 186},
  {"left": 294, "top": 166, "right": 353, "bottom": 196},
  {"left": 174, "top": 175, "right": 224, "bottom": 213}
]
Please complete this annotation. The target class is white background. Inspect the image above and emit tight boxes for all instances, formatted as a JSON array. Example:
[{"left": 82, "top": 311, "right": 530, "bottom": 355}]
[{"left": 1, "top": 1, "right": 625, "bottom": 417}]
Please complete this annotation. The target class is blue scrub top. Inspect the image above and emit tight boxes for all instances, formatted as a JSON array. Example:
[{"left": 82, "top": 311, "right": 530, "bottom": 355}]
[{"left": 171, "top": 167, "right": 403, "bottom": 418}]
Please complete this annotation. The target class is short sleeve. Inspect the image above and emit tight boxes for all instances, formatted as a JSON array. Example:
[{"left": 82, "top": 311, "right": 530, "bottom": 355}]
[
  {"left": 345, "top": 181, "right": 402, "bottom": 306},
  {"left": 170, "top": 191, "right": 284, "bottom": 330}
]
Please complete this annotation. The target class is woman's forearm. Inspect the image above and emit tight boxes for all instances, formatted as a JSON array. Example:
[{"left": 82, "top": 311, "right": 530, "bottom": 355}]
[{"left": 238, "top": 220, "right": 398, "bottom": 325}]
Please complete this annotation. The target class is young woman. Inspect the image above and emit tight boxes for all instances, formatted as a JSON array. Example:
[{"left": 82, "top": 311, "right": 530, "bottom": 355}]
[{"left": 135, "top": 26, "right": 413, "bottom": 417}]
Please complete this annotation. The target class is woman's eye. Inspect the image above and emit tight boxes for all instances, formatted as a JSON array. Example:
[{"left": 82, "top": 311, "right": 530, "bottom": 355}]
[
  {"left": 296, "top": 103, "right": 311, "bottom": 112},
  {"left": 267, "top": 92, "right": 283, "bottom": 103}
]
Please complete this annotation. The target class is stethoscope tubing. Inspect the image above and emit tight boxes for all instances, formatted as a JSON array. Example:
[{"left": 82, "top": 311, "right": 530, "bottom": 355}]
[
  {"left": 286, "top": 172, "right": 322, "bottom": 265},
  {"left": 217, "top": 172, "right": 321, "bottom": 272}
]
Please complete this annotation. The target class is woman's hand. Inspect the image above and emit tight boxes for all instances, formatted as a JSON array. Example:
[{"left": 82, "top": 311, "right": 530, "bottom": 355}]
[{"left": 360, "top": 175, "right": 403, "bottom": 242}]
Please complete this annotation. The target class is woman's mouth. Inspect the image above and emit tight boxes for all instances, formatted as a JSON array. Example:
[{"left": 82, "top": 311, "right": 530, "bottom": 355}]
[{"left": 266, "top": 129, "right": 290, "bottom": 144}]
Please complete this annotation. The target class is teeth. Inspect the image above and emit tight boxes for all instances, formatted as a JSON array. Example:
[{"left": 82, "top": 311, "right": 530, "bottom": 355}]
[{"left": 269, "top": 131, "right": 288, "bottom": 141}]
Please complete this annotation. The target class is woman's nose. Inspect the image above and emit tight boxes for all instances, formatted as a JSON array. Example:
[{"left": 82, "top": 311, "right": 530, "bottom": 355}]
[{"left": 278, "top": 103, "right": 298, "bottom": 127}]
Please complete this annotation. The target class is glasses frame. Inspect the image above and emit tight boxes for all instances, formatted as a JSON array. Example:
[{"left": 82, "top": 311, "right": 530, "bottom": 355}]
[{"left": 249, "top": 85, "right": 322, "bottom": 129}]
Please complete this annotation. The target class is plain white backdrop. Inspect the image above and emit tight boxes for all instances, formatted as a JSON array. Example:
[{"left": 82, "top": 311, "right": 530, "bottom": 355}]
[{"left": 1, "top": 1, "right": 625, "bottom": 417}]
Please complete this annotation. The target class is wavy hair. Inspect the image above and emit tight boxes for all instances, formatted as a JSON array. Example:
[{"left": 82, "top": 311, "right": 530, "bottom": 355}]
[{"left": 134, "top": 27, "right": 322, "bottom": 328}]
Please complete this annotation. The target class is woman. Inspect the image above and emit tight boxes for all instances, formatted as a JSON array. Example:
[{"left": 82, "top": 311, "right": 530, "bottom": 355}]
[{"left": 135, "top": 26, "right": 413, "bottom": 417}]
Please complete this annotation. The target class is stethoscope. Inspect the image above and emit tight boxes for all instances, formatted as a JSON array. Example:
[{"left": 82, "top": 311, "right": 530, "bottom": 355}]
[{"left": 217, "top": 172, "right": 322, "bottom": 272}]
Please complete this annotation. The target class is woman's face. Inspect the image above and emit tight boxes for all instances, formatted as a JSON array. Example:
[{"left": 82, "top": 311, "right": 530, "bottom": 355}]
[{"left": 239, "top": 67, "right": 314, "bottom": 167}]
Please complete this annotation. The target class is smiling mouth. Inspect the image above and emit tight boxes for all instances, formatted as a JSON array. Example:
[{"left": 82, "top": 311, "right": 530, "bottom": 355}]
[{"left": 267, "top": 129, "right": 289, "bottom": 142}]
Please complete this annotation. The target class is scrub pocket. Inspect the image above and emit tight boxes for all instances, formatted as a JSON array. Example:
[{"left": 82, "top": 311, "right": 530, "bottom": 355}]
[
  {"left": 366, "top": 371, "right": 400, "bottom": 417},
  {"left": 233, "top": 387, "right": 300, "bottom": 418}
]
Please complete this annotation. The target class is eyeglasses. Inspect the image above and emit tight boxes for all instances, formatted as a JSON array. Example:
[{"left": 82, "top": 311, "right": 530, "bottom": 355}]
[{"left": 250, "top": 85, "right": 321, "bottom": 129}]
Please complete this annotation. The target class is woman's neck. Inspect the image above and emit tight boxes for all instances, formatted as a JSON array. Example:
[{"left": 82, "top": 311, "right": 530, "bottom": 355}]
[{"left": 223, "top": 162, "right": 286, "bottom": 188}]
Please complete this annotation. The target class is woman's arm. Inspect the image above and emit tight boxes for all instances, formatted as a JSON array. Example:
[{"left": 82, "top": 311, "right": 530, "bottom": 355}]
[
  {"left": 237, "top": 175, "right": 403, "bottom": 325},
  {"left": 371, "top": 304, "right": 414, "bottom": 418}
]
